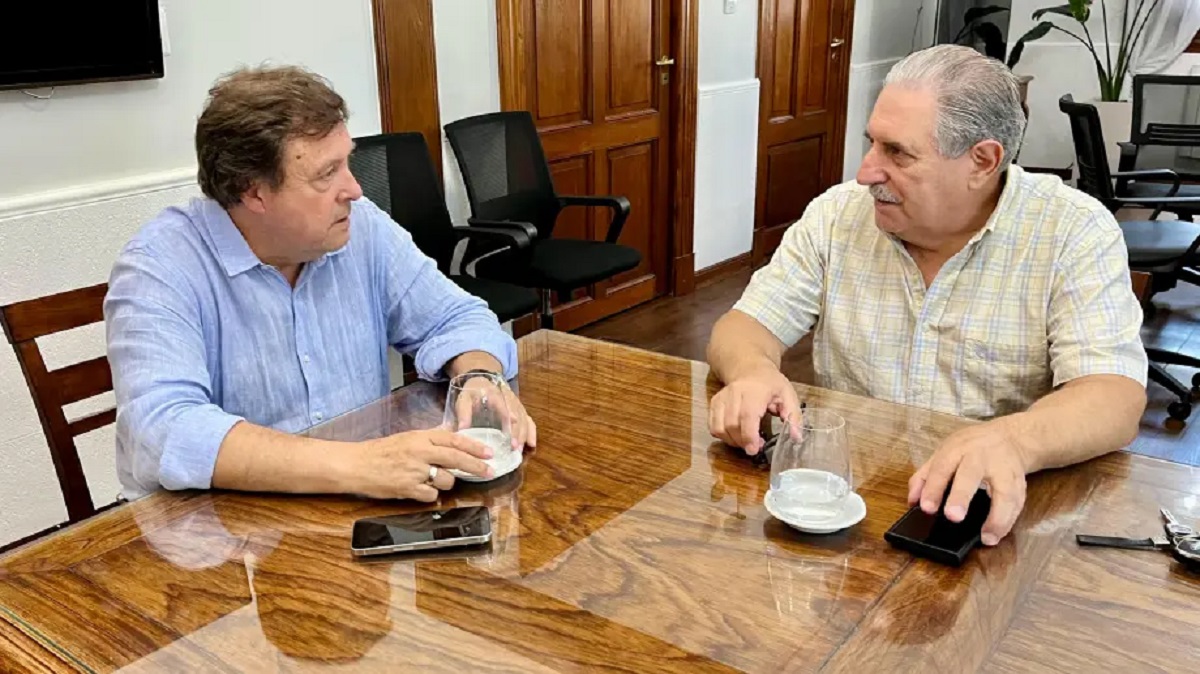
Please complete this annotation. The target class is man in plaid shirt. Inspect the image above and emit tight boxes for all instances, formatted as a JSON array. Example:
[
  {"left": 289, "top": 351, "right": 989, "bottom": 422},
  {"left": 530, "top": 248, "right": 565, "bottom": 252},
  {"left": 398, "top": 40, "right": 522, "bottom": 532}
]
[{"left": 707, "top": 46, "right": 1147, "bottom": 547}]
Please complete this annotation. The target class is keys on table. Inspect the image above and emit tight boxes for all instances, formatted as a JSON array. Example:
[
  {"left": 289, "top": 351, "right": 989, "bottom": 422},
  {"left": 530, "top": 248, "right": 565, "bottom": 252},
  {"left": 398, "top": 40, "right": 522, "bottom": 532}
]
[
  {"left": 1161, "top": 507, "right": 1196, "bottom": 540},
  {"left": 1076, "top": 508, "right": 1200, "bottom": 572}
]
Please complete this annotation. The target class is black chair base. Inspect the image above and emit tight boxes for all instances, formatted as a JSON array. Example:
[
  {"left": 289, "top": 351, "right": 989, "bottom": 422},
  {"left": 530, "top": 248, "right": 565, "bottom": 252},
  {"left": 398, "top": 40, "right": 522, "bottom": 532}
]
[{"left": 1147, "top": 349, "right": 1200, "bottom": 429}]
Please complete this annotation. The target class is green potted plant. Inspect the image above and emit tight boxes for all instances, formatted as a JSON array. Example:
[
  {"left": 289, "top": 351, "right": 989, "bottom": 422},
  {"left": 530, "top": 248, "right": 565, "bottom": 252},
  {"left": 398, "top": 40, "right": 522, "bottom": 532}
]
[
  {"left": 1011, "top": 0, "right": 1163, "bottom": 102},
  {"left": 951, "top": 5, "right": 1035, "bottom": 106}
]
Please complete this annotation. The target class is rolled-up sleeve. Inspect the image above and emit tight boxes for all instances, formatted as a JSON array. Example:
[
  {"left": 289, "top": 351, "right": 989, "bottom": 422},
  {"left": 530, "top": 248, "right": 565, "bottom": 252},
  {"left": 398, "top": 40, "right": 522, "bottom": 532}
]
[
  {"left": 105, "top": 249, "right": 243, "bottom": 495},
  {"left": 732, "top": 197, "right": 829, "bottom": 348},
  {"left": 366, "top": 200, "right": 518, "bottom": 381},
  {"left": 1048, "top": 215, "right": 1148, "bottom": 387}
]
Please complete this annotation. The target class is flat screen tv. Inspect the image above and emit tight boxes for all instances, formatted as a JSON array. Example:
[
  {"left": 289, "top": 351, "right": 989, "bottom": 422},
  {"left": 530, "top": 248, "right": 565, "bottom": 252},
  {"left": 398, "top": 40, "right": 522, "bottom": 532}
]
[{"left": 0, "top": 2, "right": 164, "bottom": 91}]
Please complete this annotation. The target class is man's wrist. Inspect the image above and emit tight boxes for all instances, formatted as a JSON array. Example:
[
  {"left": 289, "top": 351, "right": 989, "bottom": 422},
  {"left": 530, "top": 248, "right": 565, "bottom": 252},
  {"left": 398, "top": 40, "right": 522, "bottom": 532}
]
[
  {"left": 447, "top": 351, "right": 504, "bottom": 379},
  {"left": 997, "top": 412, "right": 1040, "bottom": 474}
]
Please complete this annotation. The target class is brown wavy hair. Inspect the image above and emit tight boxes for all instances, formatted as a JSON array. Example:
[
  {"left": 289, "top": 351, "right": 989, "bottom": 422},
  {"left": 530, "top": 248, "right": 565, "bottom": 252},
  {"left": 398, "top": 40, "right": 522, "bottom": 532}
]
[{"left": 195, "top": 65, "right": 348, "bottom": 208}]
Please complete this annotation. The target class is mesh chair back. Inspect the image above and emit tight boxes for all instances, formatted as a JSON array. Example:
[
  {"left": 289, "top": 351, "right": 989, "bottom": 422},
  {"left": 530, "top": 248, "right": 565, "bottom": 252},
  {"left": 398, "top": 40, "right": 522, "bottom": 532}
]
[
  {"left": 1059, "top": 94, "right": 1117, "bottom": 204},
  {"left": 349, "top": 133, "right": 456, "bottom": 273},
  {"left": 444, "top": 111, "right": 561, "bottom": 238}
]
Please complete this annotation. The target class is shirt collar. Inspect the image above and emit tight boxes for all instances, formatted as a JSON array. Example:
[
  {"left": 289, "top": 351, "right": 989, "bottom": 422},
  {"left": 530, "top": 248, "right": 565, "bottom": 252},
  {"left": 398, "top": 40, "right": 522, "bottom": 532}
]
[
  {"left": 970, "top": 164, "right": 1023, "bottom": 243},
  {"left": 200, "top": 198, "right": 349, "bottom": 278}
]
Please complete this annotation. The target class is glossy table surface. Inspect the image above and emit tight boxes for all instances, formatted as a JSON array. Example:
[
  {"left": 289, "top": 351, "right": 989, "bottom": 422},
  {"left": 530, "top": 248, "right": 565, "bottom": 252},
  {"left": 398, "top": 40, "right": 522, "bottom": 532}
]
[{"left": 2, "top": 331, "right": 1199, "bottom": 673}]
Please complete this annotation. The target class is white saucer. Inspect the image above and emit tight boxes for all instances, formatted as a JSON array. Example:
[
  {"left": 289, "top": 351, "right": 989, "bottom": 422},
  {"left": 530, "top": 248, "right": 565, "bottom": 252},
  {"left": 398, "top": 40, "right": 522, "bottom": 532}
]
[
  {"left": 449, "top": 449, "right": 523, "bottom": 483},
  {"left": 763, "top": 489, "right": 867, "bottom": 534}
]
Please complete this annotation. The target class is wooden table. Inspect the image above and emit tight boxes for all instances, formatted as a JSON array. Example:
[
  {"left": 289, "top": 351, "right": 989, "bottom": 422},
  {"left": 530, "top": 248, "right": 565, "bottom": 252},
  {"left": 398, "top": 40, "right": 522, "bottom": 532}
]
[{"left": 2, "top": 331, "right": 1200, "bottom": 672}]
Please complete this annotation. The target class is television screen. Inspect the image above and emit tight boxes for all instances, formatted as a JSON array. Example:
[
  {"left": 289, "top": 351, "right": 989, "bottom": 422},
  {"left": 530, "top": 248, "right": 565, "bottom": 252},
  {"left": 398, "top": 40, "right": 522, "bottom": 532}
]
[{"left": 0, "top": 2, "right": 164, "bottom": 91}]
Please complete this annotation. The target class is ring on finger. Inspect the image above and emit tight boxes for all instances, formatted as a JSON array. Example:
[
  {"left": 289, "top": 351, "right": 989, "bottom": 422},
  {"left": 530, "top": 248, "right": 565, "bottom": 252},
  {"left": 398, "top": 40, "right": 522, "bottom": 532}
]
[{"left": 424, "top": 465, "right": 439, "bottom": 485}]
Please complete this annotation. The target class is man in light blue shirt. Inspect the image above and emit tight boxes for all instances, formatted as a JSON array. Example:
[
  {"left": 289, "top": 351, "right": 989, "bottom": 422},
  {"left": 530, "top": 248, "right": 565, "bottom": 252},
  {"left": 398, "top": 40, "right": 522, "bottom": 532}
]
[{"left": 105, "top": 65, "right": 536, "bottom": 502}]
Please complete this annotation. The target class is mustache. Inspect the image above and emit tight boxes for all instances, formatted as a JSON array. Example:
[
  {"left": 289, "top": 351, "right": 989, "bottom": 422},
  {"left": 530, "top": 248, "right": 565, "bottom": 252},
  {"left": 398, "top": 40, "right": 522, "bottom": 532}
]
[{"left": 869, "top": 184, "right": 901, "bottom": 204}]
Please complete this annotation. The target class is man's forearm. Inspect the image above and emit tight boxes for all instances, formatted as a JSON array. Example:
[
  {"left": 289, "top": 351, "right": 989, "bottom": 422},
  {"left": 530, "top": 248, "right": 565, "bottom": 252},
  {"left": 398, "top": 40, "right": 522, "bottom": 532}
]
[
  {"left": 447, "top": 351, "right": 505, "bottom": 378},
  {"left": 211, "top": 422, "right": 360, "bottom": 494},
  {"left": 708, "top": 311, "right": 788, "bottom": 383},
  {"left": 1002, "top": 375, "right": 1146, "bottom": 473}
]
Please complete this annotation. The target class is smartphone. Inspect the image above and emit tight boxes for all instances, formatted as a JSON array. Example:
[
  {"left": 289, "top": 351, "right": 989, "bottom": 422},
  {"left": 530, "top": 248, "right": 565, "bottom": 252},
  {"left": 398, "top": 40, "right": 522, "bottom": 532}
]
[
  {"left": 884, "top": 488, "right": 992, "bottom": 566},
  {"left": 351, "top": 506, "right": 492, "bottom": 557}
]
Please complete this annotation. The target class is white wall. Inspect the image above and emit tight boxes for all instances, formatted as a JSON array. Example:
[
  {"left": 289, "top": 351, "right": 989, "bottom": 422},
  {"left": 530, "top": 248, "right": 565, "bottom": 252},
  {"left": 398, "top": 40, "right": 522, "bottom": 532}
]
[
  {"left": 432, "top": 0, "right": 502, "bottom": 228},
  {"left": 693, "top": 0, "right": 760, "bottom": 270},
  {"left": 842, "top": 0, "right": 934, "bottom": 181},
  {"left": 0, "top": 0, "right": 381, "bottom": 546},
  {"left": 1008, "top": 0, "right": 1129, "bottom": 167}
]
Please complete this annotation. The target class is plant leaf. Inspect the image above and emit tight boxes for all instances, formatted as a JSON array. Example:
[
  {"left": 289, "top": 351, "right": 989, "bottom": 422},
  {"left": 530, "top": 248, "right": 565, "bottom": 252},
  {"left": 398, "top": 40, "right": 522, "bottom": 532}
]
[
  {"left": 1032, "top": 4, "right": 1078, "bottom": 21},
  {"left": 1007, "top": 21, "right": 1055, "bottom": 68},
  {"left": 972, "top": 23, "right": 1008, "bottom": 60},
  {"left": 1068, "top": 0, "right": 1092, "bottom": 22},
  {"left": 964, "top": 6, "right": 1009, "bottom": 24}
]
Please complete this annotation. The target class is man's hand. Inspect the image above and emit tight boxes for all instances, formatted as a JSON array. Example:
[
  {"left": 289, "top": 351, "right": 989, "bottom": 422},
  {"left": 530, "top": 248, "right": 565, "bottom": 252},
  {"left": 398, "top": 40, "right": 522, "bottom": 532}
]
[
  {"left": 455, "top": 375, "right": 538, "bottom": 450},
  {"left": 908, "top": 418, "right": 1030, "bottom": 546},
  {"left": 348, "top": 429, "right": 495, "bottom": 501},
  {"left": 709, "top": 367, "right": 802, "bottom": 455}
]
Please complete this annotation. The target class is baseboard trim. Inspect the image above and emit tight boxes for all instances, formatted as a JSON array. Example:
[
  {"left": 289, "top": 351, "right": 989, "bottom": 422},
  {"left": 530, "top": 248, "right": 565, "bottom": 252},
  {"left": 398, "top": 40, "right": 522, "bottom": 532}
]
[{"left": 695, "top": 252, "right": 751, "bottom": 288}]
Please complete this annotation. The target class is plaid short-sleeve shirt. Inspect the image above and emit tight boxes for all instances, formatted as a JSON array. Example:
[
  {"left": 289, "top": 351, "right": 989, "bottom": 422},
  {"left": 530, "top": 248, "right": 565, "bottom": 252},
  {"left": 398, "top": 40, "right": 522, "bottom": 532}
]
[{"left": 734, "top": 165, "right": 1147, "bottom": 420}]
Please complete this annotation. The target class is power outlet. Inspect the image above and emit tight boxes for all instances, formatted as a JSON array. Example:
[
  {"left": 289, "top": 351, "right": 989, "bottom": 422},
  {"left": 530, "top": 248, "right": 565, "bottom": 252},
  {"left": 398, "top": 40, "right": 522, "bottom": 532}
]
[{"left": 724, "top": 0, "right": 737, "bottom": 14}]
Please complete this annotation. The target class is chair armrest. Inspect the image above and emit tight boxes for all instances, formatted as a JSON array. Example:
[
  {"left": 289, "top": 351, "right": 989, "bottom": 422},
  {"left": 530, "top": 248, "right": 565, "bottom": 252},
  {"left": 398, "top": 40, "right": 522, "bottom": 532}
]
[
  {"left": 559, "top": 194, "right": 632, "bottom": 244},
  {"left": 1115, "top": 169, "right": 1182, "bottom": 205},
  {"left": 452, "top": 224, "right": 533, "bottom": 250},
  {"left": 465, "top": 218, "right": 538, "bottom": 240},
  {"left": 1114, "top": 195, "right": 1200, "bottom": 221}
]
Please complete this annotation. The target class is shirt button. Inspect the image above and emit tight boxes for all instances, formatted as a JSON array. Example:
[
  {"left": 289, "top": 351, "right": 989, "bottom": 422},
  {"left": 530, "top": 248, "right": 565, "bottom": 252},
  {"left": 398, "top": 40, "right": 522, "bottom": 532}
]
[
  {"left": 302, "top": 355, "right": 311, "bottom": 364},
  {"left": 314, "top": 412, "right": 324, "bottom": 421}
]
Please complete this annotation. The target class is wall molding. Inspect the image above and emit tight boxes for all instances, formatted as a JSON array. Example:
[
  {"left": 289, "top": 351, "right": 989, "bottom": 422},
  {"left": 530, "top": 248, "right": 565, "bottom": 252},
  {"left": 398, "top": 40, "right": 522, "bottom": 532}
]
[
  {"left": 0, "top": 167, "right": 197, "bottom": 223},
  {"left": 699, "top": 78, "right": 760, "bottom": 98}
]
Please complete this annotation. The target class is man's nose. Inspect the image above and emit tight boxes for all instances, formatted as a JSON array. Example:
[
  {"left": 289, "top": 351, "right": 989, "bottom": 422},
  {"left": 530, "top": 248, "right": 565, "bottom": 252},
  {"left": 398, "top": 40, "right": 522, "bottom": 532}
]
[{"left": 857, "top": 147, "right": 886, "bottom": 186}]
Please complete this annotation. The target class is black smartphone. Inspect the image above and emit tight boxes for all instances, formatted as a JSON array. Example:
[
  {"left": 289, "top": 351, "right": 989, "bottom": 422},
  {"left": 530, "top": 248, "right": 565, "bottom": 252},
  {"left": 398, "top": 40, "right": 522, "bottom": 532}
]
[
  {"left": 884, "top": 488, "right": 992, "bottom": 566},
  {"left": 351, "top": 506, "right": 492, "bottom": 557}
]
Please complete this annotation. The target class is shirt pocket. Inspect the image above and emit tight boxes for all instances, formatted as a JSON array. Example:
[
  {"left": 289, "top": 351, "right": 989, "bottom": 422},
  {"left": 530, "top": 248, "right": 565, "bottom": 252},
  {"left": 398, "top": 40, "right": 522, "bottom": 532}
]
[{"left": 960, "top": 338, "right": 1049, "bottom": 419}]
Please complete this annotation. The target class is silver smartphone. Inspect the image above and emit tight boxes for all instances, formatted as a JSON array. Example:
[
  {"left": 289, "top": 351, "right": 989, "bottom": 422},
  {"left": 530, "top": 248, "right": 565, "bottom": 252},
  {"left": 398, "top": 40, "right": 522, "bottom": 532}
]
[{"left": 350, "top": 507, "right": 492, "bottom": 557}]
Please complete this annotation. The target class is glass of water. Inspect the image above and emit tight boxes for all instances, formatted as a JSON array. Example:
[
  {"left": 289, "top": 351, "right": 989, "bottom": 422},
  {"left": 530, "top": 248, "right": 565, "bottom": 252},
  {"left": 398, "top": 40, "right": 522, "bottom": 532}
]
[
  {"left": 769, "top": 408, "right": 851, "bottom": 523},
  {"left": 443, "top": 371, "right": 514, "bottom": 466}
]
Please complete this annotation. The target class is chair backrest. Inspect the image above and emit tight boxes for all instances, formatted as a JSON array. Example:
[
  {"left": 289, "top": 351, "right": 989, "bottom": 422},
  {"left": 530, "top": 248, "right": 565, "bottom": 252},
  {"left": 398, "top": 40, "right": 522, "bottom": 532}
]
[
  {"left": 348, "top": 132, "right": 457, "bottom": 273},
  {"left": 1131, "top": 74, "right": 1200, "bottom": 147},
  {"left": 443, "top": 111, "right": 561, "bottom": 238},
  {"left": 1059, "top": 94, "right": 1117, "bottom": 205},
  {"left": 0, "top": 283, "right": 112, "bottom": 525}
]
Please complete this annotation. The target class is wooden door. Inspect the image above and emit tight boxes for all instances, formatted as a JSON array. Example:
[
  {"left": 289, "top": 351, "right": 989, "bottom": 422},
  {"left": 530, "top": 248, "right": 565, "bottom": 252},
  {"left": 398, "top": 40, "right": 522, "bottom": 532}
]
[
  {"left": 498, "top": 1, "right": 673, "bottom": 331},
  {"left": 753, "top": 0, "right": 854, "bottom": 265}
]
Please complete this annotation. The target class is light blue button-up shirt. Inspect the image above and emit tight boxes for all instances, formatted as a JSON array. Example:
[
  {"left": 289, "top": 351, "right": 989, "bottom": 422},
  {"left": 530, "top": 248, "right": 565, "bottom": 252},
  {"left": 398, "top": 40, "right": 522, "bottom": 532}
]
[{"left": 104, "top": 196, "right": 517, "bottom": 500}]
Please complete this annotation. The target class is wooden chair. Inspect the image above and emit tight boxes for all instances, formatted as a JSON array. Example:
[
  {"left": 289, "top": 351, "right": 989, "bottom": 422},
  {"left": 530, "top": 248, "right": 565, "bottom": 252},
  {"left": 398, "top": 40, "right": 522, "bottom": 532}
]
[{"left": 0, "top": 283, "right": 116, "bottom": 541}]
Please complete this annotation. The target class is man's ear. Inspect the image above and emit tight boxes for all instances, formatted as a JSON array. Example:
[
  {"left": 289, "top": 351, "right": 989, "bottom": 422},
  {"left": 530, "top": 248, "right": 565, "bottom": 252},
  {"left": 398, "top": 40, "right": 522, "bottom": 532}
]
[
  {"left": 239, "top": 180, "right": 270, "bottom": 215},
  {"left": 967, "top": 139, "right": 1005, "bottom": 189}
]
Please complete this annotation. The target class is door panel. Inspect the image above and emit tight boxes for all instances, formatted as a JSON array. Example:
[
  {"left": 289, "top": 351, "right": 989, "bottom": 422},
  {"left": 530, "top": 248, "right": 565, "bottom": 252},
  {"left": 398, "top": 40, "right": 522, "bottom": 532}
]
[
  {"left": 549, "top": 156, "right": 594, "bottom": 242},
  {"left": 500, "top": 0, "right": 673, "bottom": 330},
  {"left": 533, "top": 2, "right": 590, "bottom": 126},
  {"left": 754, "top": 0, "right": 854, "bottom": 265}
]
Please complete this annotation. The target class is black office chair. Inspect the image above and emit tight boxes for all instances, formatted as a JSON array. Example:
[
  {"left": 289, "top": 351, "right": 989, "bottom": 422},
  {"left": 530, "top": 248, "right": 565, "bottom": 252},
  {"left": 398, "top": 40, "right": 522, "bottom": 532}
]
[
  {"left": 1061, "top": 94, "right": 1200, "bottom": 425},
  {"left": 443, "top": 111, "right": 641, "bottom": 328},
  {"left": 1117, "top": 74, "right": 1200, "bottom": 221},
  {"left": 348, "top": 132, "right": 540, "bottom": 324}
]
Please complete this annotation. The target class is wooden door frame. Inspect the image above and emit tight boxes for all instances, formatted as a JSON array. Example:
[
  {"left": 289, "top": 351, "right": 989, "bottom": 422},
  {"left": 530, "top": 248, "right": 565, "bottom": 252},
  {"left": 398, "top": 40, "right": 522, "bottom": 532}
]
[
  {"left": 496, "top": 0, "right": 700, "bottom": 298},
  {"left": 370, "top": 0, "right": 442, "bottom": 181},
  {"left": 751, "top": 0, "right": 855, "bottom": 266}
]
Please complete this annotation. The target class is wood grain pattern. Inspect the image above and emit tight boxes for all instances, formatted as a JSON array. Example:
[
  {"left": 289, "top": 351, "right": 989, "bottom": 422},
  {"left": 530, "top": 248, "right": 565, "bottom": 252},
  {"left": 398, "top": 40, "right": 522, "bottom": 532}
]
[
  {"left": 754, "top": 0, "right": 854, "bottom": 265},
  {"left": 1, "top": 285, "right": 115, "bottom": 528},
  {"left": 669, "top": 0, "right": 700, "bottom": 297},
  {"left": 0, "top": 615, "right": 80, "bottom": 673},
  {"left": 498, "top": 0, "right": 679, "bottom": 328},
  {"left": 3, "top": 331, "right": 1199, "bottom": 672},
  {"left": 371, "top": 0, "right": 442, "bottom": 178}
]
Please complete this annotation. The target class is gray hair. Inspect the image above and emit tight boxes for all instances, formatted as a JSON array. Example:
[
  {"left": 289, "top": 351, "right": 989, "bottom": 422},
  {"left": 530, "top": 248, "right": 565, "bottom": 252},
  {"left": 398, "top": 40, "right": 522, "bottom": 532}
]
[{"left": 884, "top": 44, "right": 1026, "bottom": 171}]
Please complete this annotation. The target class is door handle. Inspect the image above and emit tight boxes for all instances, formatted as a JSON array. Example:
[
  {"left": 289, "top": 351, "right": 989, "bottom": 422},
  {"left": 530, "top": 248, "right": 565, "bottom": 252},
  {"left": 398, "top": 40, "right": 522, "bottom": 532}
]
[
  {"left": 830, "top": 38, "right": 845, "bottom": 48},
  {"left": 656, "top": 56, "right": 676, "bottom": 66}
]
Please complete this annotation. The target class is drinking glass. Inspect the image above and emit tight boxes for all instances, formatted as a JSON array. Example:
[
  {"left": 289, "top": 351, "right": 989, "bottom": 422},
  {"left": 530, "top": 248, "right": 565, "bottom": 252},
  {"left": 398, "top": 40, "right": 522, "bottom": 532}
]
[
  {"left": 768, "top": 408, "right": 851, "bottom": 523},
  {"left": 443, "top": 372, "right": 515, "bottom": 470}
]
